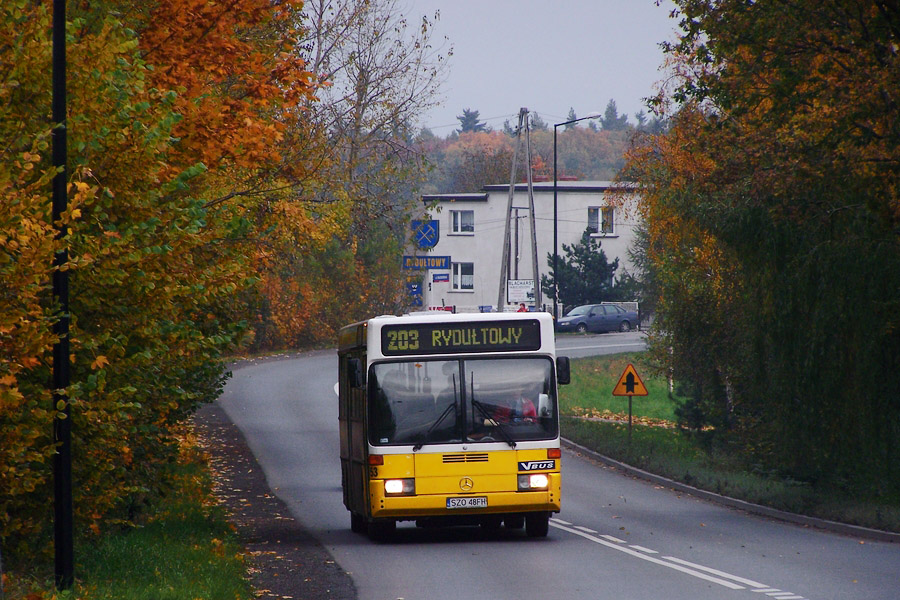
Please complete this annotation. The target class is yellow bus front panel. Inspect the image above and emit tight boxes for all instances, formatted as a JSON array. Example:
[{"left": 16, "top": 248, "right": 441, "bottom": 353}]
[{"left": 367, "top": 450, "right": 560, "bottom": 519}]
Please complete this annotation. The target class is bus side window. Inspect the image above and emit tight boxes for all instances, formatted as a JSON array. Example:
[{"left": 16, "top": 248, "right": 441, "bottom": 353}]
[{"left": 348, "top": 358, "right": 364, "bottom": 388}]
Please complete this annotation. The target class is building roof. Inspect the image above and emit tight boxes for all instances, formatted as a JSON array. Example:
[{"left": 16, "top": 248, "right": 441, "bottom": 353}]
[
  {"left": 483, "top": 180, "right": 635, "bottom": 193},
  {"left": 421, "top": 193, "right": 489, "bottom": 204},
  {"left": 421, "top": 181, "right": 637, "bottom": 205}
]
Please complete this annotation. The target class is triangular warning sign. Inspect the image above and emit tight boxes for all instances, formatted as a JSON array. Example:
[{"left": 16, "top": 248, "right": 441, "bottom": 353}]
[{"left": 612, "top": 363, "right": 648, "bottom": 396}]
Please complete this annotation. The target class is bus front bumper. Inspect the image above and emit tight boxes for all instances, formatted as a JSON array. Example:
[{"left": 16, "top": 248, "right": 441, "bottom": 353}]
[{"left": 369, "top": 474, "right": 560, "bottom": 519}]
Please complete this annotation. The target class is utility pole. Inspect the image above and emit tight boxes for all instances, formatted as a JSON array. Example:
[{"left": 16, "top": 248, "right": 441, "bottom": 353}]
[
  {"left": 523, "top": 118, "right": 540, "bottom": 310},
  {"left": 497, "top": 109, "right": 524, "bottom": 310},
  {"left": 497, "top": 108, "right": 540, "bottom": 311}
]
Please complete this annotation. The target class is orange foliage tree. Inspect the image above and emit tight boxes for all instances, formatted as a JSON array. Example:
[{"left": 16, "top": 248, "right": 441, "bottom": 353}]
[
  {"left": 624, "top": 1, "right": 900, "bottom": 495},
  {"left": 0, "top": 0, "right": 321, "bottom": 563}
]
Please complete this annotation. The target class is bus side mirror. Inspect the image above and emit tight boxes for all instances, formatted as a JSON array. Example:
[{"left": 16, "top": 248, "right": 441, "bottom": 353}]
[
  {"left": 556, "top": 356, "right": 570, "bottom": 385},
  {"left": 348, "top": 358, "right": 365, "bottom": 388}
]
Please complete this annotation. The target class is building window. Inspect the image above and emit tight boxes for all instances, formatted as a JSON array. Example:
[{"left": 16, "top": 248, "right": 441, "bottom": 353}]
[
  {"left": 450, "top": 210, "right": 475, "bottom": 234},
  {"left": 452, "top": 262, "right": 474, "bottom": 291},
  {"left": 588, "top": 206, "right": 615, "bottom": 235}
]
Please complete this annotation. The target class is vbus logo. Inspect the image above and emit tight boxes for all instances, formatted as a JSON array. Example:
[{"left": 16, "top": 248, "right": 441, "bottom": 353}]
[{"left": 518, "top": 460, "right": 555, "bottom": 471}]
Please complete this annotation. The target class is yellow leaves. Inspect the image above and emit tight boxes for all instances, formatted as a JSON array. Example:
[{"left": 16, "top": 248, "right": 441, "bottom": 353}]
[
  {"left": 571, "top": 407, "right": 677, "bottom": 429},
  {"left": 20, "top": 356, "right": 40, "bottom": 369},
  {"left": 91, "top": 355, "right": 110, "bottom": 370}
]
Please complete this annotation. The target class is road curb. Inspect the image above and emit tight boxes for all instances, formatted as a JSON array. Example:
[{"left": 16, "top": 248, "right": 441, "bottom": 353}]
[{"left": 561, "top": 437, "right": 900, "bottom": 544}]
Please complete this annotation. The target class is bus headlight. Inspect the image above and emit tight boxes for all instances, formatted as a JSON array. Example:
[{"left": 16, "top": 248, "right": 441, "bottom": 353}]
[
  {"left": 518, "top": 473, "right": 549, "bottom": 491},
  {"left": 384, "top": 478, "right": 415, "bottom": 496}
]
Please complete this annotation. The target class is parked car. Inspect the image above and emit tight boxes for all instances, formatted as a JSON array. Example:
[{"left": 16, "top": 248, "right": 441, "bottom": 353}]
[{"left": 555, "top": 303, "right": 638, "bottom": 333}]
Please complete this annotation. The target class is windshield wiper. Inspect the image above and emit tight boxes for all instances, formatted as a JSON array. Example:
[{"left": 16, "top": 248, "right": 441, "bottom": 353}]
[
  {"left": 413, "top": 402, "right": 457, "bottom": 451},
  {"left": 471, "top": 399, "right": 516, "bottom": 448}
]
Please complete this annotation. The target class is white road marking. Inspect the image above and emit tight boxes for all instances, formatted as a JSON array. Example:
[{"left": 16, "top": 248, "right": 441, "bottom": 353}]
[
  {"left": 601, "top": 534, "right": 627, "bottom": 544},
  {"left": 550, "top": 522, "right": 745, "bottom": 590},
  {"left": 661, "top": 556, "right": 767, "bottom": 587},
  {"left": 550, "top": 521, "right": 812, "bottom": 597}
]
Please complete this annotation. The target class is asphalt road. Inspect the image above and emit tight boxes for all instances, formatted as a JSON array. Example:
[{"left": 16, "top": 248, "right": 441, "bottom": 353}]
[
  {"left": 217, "top": 336, "right": 898, "bottom": 600},
  {"left": 555, "top": 329, "right": 647, "bottom": 358}
]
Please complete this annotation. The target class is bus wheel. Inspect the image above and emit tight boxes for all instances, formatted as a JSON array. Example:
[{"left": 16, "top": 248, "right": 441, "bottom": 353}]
[
  {"left": 525, "top": 512, "right": 550, "bottom": 538},
  {"left": 367, "top": 519, "right": 396, "bottom": 542},
  {"left": 350, "top": 512, "right": 366, "bottom": 534},
  {"left": 504, "top": 515, "right": 525, "bottom": 529}
]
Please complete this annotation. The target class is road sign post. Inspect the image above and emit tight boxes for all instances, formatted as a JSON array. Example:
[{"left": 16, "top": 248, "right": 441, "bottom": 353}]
[{"left": 612, "top": 364, "right": 648, "bottom": 446}]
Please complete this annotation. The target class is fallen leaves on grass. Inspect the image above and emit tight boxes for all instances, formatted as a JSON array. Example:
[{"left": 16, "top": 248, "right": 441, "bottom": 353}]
[{"left": 570, "top": 407, "right": 677, "bottom": 428}]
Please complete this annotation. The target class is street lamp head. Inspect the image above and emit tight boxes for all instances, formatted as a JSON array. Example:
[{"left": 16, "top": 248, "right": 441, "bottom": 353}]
[{"left": 555, "top": 111, "right": 603, "bottom": 129}]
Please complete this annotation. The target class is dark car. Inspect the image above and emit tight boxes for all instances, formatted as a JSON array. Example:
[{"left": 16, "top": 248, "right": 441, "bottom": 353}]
[{"left": 555, "top": 303, "right": 638, "bottom": 333}]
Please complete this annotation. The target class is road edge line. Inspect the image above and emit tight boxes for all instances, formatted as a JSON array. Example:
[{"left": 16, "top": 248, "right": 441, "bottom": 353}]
[{"left": 561, "top": 437, "right": 900, "bottom": 544}]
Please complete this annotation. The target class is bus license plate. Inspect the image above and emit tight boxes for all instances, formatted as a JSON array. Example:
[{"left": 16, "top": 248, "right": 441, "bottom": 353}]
[{"left": 446, "top": 496, "right": 487, "bottom": 509}]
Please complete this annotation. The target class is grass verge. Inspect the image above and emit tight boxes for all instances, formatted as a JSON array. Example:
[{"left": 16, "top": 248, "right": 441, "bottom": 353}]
[
  {"left": 2, "top": 430, "right": 251, "bottom": 600},
  {"left": 560, "top": 353, "right": 900, "bottom": 534}
]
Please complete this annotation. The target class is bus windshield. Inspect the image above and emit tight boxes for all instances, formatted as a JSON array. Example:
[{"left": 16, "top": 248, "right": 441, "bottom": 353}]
[{"left": 368, "top": 357, "right": 558, "bottom": 447}]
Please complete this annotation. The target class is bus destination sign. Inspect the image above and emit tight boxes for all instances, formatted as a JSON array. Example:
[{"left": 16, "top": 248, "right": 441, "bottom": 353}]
[{"left": 381, "top": 319, "right": 542, "bottom": 356}]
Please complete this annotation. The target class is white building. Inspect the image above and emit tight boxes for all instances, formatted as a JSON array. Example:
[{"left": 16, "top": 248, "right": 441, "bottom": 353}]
[{"left": 407, "top": 181, "right": 639, "bottom": 314}]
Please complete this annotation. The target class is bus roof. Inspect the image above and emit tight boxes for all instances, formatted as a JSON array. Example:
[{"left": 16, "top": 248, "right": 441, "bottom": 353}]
[{"left": 339, "top": 311, "right": 556, "bottom": 357}]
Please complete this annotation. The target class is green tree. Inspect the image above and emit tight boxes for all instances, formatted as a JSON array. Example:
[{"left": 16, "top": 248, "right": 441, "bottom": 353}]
[
  {"left": 601, "top": 99, "right": 628, "bottom": 131},
  {"left": 529, "top": 112, "right": 549, "bottom": 131},
  {"left": 564, "top": 107, "right": 577, "bottom": 129},
  {"left": 634, "top": 110, "right": 647, "bottom": 129},
  {"left": 540, "top": 229, "right": 620, "bottom": 309},
  {"left": 457, "top": 108, "right": 488, "bottom": 133}
]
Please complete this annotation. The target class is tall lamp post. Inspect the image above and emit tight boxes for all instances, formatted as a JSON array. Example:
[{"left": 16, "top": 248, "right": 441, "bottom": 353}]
[{"left": 553, "top": 112, "right": 601, "bottom": 320}]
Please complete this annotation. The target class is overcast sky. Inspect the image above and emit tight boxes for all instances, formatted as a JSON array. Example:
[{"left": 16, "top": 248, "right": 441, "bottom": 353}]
[{"left": 406, "top": 0, "right": 681, "bottom": 134}]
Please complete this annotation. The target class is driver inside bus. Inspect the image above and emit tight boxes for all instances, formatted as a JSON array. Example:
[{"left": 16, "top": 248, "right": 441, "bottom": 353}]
[{"left": 485, "top": 386, "right": 537, "bottom": 425}]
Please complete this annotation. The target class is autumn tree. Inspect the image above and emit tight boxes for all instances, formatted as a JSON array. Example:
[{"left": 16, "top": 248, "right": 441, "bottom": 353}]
[
  {"left": 244, "top": 0, "right": 454, "bottom": 348},
  {"left": 625, "top": 0, "right": 900, "bottom": 496},
  {"left": 529, "top": 125, "right": 628, "bottom": 182},
  {"left": 1, "top": 0, "right": 319, "bottom": 563},
  {"left": 421, "top": 121, "right": 631, "bottom": 191},
  {"left": 429, "top": 131, "right": 515, "bottom": 192}
]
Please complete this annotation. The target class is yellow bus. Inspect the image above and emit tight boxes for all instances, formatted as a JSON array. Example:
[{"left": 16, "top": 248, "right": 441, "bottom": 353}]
[{"left": 337, "top": 312, "right": 570, "bottom": 540}]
